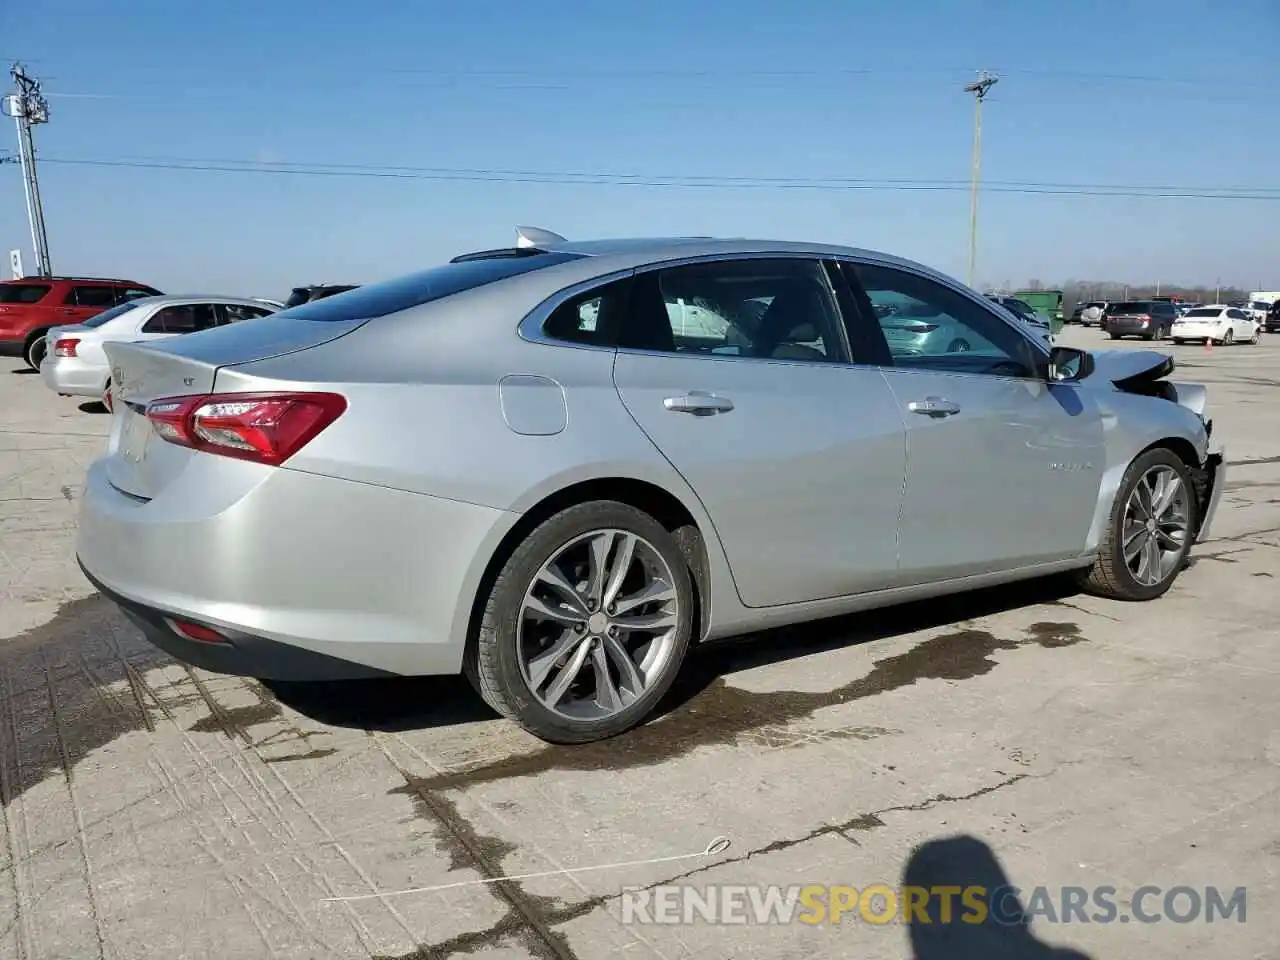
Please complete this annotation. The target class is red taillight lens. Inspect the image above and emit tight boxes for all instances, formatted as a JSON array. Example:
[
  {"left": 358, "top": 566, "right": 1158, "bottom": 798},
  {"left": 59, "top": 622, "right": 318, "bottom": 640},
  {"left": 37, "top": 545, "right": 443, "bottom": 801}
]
[
  {"left": 54, "top": 337, "right": 79, "bottom": 357},
  {"left": 166, "top": 618, "right": 228, "bottom": 645},
  {"left": 103, "top": 386, "right": 113, "bottom": 412},
  {"left": 144, "top": 392, "right": 347, "bottom": 465}
]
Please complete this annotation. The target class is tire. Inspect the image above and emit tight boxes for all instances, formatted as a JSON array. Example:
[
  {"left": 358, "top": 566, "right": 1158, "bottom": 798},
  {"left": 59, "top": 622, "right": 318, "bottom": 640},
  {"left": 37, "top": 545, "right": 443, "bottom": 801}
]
[
  {"left": 1172, "top": 339, "right": 1185, "bottom": 345},
  {"left": 1221, "top": 329, "right": 1234, "bottom": 346},
  {"left": 1249, "top": 327, "right": 1260, "bottom": 345},
  {"left": 1109, "top": 333, "right": 1122, "bottom": 340},
  {"left": 1076, "top": 447, "right": 1198, "bottom": 601},
  {"left": 467, "top": 500, "right": 695, "bottom": 744},
  {"left": 24, "top": 334, "right": 47, "bottom": 371}
]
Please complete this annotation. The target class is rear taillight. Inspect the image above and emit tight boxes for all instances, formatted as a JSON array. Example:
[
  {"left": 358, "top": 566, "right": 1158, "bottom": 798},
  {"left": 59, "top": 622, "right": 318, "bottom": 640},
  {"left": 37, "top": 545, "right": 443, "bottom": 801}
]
[
  {"left": 165, "top": 617, "right": 228, "bottom": 645},
  {"left": 54, "top": 337, "right": 79, "bottom": 357},
  {"left": 144, "top": 391, "right": 347, "bottom": 465},
  {"left": 103, "top": 386, "right": 113, "bottom": 412}
]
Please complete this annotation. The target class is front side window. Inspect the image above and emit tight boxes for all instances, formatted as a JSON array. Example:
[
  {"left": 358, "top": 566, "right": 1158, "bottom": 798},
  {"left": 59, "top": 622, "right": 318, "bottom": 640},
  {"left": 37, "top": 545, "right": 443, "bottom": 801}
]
[
  {"left": 621, "top": 258, "right": 847, "bottom": 363},
  {"left": 846, "top": 262, "right": 1039, "bottom": 378},
  {"left": 142, "top": 304, "right": 217, "bottom": 333}
]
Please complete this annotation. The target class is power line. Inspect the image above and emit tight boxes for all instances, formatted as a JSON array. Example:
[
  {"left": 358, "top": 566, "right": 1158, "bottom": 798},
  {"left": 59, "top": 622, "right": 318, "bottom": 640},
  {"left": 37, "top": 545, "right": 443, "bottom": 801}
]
[{"left": 37, "top": 155, "right": 1280, "bottom": 200}]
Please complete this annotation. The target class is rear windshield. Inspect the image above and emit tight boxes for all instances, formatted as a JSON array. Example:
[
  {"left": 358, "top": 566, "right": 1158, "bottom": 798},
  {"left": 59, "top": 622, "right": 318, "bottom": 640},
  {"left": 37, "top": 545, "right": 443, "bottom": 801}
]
[
  {"left": 278, "top": 252, "right": 586, "bottom": 322},
  {"left": 0, "top": 283, "right": 51, "bottom": 304},
  {"left": 81, "top": 300, "right": 150, "bottom": 328},
  {"left": 1110, "top": 302, "right": 1151, "bottom": 313},
  {"left": 1184, "top": 308, "right": 1222, "bottom": 318}
]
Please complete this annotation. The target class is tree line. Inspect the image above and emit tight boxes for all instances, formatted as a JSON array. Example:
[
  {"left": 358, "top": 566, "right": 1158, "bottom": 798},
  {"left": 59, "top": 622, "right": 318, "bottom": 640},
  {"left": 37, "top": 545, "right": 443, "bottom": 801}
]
[{"left": 1010, "top": 280, "right": 1260, "bottom": 315}]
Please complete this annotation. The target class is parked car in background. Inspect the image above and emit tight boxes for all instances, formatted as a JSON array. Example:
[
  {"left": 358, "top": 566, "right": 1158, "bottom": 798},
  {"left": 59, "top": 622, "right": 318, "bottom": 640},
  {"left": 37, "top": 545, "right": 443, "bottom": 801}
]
[
  {"left": 76, "top": 228, "right": 1225, "bottom": 744},
  {"left": 1078, "top": 301, "right": 1109, "bottom": 326},
  {"left": 0, "top": 276, "right": 162, "bottom": 370},
  {"left": 985, "top": 296, "right": 1053, "bottom": 343},
  {"left": 41, "top": 296, "right": 279, "bottom": 404},
  {"left": 253, "top": 298, "right": 286, "bottom": 309},
  {"left": 1011, "top": 289, "right": 1064, "bottom": 332},
  {"left": 283, "top": 284, "right": 359, "bottom": 308},
  {"left": 1266, "top": 300, "right": 1280, "bottom": 334},
  {"left": 1171, "top": 305, "right": 1260, "bottom": 346},
  {"left": 1245, "top": 300, "right": 1272, "bottom": 324},
  {"left": 1105, "top": 300, "right": 1179, "bottom": 340}
]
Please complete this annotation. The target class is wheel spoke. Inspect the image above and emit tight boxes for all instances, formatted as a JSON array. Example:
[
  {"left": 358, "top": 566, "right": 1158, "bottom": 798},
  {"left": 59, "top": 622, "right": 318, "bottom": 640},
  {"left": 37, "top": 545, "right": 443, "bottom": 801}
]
[
  {"left": 542, "top": 638, "right": 592, "bottom": 708},
  {"left": 1153, "top": 472, "right": 1182, "bottom": 517},
  {"left": 524, "top": 594, "right": 587, "bottom": 627},
  {"left": 585, "top": 532, "right": 614, "bottom": 607},
  {"left": 525, "top": 632, "right": 582, "bottom": 692},
  {"left": 1123, "top": 526, "right": 1150, "bottom": 563},
  {"left": 590, "top": 643, "right": 623, "bottom": 712},
  {"left": 602, "top": 533, "right": 637, "bottom": 608},
  {"left": 614, "top": 609, "right": 678, "bottom": 633},
  {"left": 1142, "top": 534, "right": 1162, "bottom": 585},
  {"left": 602, "top": 633, "right": 645, "bottom": 696},
  {"left": 613, "top": 579, "right": 676, "bottom": 616},
  {"left": 534, "top": 565, "right": 589, "bottom": 617}
]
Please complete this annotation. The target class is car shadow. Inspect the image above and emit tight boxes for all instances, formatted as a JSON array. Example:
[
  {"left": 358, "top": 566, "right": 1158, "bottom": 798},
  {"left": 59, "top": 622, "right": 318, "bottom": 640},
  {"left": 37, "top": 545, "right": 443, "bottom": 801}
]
[
  {"left": 9, "top": 367, "right": 37, "bottom": 375},
  {"left": 78, "top": 401, "right": 108, "bottom": 414},
  {"left": 268, "top": 574, "right": 1081, "bottom": 735},
  {"left": 903, "top": 834, "right": 1094, "bottom": 959}
]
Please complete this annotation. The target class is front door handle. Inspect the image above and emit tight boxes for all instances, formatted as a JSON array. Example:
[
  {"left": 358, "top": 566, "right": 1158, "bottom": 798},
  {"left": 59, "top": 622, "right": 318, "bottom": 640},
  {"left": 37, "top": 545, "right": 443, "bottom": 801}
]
[
  {"left": 906, "top": 396, "right": 961, "bottom": 417},
  {"left": 664, "top": 392, "right": 734, "bottom": 416}
]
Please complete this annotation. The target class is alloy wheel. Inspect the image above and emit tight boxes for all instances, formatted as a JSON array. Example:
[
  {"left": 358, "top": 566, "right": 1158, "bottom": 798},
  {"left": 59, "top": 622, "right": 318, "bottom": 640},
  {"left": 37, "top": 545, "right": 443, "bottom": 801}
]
[
  {"left": 1122, "top": 465, "right": 1190, "bottom": 587},
  {"left": 517, "top": 529, "right": 681, "bottom": 721}
]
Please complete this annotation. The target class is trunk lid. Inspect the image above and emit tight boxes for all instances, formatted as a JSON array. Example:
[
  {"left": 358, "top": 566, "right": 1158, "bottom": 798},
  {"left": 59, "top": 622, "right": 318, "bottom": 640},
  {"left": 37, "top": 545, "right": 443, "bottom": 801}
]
[{"left": 101, "top": 314, "right": 367, "bottom": 500}]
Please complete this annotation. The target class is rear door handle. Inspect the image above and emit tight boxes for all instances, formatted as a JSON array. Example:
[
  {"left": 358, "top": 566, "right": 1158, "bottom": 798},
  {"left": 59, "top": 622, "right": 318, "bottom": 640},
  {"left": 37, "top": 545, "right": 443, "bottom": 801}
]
[
  {"left": 906, "top": 396, "right": 961, "bottom": 417},
  {"left": 664, "top": 392, "right": 734, "bottom": 416}
]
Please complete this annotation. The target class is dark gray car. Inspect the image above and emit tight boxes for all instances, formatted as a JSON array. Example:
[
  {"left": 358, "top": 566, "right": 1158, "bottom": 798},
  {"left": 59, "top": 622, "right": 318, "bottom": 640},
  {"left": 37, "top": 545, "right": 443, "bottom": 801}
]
[{"left": 1106, "top": 300, "right": 1178, "bottom": 341}]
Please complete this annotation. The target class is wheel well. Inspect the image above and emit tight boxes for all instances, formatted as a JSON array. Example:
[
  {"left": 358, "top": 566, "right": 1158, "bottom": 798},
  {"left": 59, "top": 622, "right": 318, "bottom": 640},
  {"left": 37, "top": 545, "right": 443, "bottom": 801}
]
[
  {"left": 463, "top": 479, "right": 712, "bottom": 666},
  {"left": 1140, "top": 436, "right": 1210, "bottom": 531},
  {"left": 23, "top": 328, "right": 51, "bottom": 351}
]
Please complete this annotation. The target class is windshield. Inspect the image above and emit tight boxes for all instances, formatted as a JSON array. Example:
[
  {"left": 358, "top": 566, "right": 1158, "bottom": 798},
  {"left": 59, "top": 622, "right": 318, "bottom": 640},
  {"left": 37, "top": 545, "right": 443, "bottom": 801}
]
[
  {"left": 80, "top": 300, "right": 148, "bottom": 328},
  {"left": 1184, "top": 308, "right": 1222, "bottom": 318}
]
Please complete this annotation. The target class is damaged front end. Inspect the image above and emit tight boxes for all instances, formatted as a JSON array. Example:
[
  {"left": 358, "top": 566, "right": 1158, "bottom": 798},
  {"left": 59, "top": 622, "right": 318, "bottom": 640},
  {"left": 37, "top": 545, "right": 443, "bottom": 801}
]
[{"left": 1088, "top": 349, "right": 1226, "bottom": 542}]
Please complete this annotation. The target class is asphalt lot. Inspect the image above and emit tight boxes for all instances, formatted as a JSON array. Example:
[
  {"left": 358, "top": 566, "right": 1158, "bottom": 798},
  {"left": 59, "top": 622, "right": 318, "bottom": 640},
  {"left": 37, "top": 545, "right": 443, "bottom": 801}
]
[{"left": 1, "top": 326, "right": 1278, "bottom": 960}]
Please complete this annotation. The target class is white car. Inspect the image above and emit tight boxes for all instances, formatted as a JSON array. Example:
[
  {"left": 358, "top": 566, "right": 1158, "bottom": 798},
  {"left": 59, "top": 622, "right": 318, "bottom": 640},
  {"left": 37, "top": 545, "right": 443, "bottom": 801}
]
[
  {"left": 1246, "top": 300, "right": 1273, "bottom": 324},
  {"left": 41, "top": 295, "right": 279, "bottom": 402},
  {"left": 1170, "top": 304, "right": 1260, "bottom": 346}
]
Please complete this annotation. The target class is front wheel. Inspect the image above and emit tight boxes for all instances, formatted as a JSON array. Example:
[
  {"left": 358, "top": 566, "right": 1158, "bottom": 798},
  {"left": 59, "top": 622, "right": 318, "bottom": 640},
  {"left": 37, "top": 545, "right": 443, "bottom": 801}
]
[
  {"left": 468, "top": 500, "right": 695, "bottom": 744},
  {"left": 1076, "top": 448, "right": 1197, "bottom": 601}
]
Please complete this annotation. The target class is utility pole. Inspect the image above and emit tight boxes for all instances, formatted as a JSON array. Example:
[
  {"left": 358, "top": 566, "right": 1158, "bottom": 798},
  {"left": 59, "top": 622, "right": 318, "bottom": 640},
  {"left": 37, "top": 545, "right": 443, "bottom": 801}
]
[
  {"left": 963, "top": 71, "right": 999, "bottom": 289},
  {"left": 2, "top": 64, "right": 52, "bottom": 277}
]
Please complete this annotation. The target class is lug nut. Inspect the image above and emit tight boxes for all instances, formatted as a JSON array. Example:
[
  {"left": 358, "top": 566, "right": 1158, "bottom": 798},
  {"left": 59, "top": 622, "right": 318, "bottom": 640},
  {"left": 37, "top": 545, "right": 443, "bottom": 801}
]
[{"left": 607, "top": 604, "right": 616, "bottom": 615}]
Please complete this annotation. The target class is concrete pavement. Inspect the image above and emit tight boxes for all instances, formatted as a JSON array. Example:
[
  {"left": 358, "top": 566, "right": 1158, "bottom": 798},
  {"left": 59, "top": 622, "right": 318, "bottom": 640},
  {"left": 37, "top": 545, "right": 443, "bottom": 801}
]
[{"left": 1, "top": 327, "right": 1278, "bottom": 959}]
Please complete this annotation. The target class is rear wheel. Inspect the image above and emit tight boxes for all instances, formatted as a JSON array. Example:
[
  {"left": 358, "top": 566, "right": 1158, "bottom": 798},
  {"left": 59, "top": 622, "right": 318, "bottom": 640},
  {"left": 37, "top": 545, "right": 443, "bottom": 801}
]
[
  {"left": 1249, "top": 327, "right": 1260, "bottom": 345},
  {"left": 23, "top": 334, "right": 47, "bottom": 371},
  {"left": 1172, "top": 338, "right": 1185, "bottom": 345},
  {"left": 1221, "top": 329, "right": 1234, "bottom": 346},
  {"left": 1109, "top": 333, "right": 1122, "bottom": 340},
  {"left": 1077, "top": 448, "right": 1196, "bottom": 601},
  {"left": 468, "top": 500, "right": 695, "bottom": 743}
]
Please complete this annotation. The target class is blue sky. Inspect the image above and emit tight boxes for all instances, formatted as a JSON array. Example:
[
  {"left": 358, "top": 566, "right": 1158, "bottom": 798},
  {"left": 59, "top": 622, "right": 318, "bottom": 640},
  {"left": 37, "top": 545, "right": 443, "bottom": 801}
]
[{"left": 1, "top": 0, "right": 1277, "bottom": 297}]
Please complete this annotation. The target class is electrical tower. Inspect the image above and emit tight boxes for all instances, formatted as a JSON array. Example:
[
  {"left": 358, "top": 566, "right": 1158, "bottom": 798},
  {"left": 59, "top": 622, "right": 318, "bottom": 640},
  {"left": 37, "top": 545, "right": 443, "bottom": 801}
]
[
  {"left": 963, "top": 70, "right": 998, "bottom": 289},
  {"left": 2, "top": 63, "right": 52, "bottom": 277}
]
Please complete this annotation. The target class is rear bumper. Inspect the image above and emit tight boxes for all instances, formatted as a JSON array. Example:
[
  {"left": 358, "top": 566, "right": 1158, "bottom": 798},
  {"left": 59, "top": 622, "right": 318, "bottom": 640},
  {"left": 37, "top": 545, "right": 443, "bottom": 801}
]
[
  {"left": 76, "top": 457, "right": 515, "bottom": 679},
  {"left": 80, "top": 561, "right": 394, "bottom": 680},
  {"left": 42, "top": 354, "right": 109, "bottom": 396},
  {"left": 1170, "top": 324, "right": 1224, "bottom": 340}
]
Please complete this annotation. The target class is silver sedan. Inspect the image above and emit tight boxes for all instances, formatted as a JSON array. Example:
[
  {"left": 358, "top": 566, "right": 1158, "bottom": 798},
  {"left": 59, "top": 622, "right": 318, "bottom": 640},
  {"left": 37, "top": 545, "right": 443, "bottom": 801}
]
[
  {"left": 76, "top": 230, "right": 1226, "bottom": 743},
  {"left": 41, "top": 295, "right": 278, "bottom": 402}
]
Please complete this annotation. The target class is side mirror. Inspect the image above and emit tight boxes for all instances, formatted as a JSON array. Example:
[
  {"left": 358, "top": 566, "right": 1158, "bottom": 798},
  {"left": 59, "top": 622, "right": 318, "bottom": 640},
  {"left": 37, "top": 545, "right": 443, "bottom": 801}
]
[{"left": 1048, "top": 346, "right": 1095, "bottom": 383}]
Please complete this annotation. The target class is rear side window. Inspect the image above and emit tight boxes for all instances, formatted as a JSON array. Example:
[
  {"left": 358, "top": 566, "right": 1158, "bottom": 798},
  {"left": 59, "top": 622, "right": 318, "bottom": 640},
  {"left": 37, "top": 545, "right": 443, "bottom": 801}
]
[
  {"left": 279, "top": 252, "right": 586, "bottom": 322},
  {"left": 0, "top": 283, "right": 50, "bottom": 304},
  {"left": 81, "top": 301, "right": 147, "bottom": 328}
]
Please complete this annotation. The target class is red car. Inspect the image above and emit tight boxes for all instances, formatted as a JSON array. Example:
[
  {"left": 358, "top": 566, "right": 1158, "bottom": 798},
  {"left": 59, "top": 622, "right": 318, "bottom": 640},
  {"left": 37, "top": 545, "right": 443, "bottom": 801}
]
[{"left": 0, "top": 276, "right": 162, "bottom": 369}]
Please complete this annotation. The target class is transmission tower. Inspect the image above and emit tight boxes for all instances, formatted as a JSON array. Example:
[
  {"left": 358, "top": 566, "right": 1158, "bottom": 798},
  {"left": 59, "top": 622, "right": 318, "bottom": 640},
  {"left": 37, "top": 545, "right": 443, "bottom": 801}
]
[{"left": 2, "top": 63, "right": 52, "bottom": 277}]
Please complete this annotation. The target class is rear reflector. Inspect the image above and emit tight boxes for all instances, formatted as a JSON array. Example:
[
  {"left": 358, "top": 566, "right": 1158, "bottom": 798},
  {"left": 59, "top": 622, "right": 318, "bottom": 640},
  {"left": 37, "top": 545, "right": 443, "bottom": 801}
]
[
  {"left": 166, "top": 618, "right": 229, "bottom": 644},
  {"left": 54, "top": 338, "right": 79, "bottom": 358},
  {"left": 145, "top": 391, "right": 347, "bottom": 466}
]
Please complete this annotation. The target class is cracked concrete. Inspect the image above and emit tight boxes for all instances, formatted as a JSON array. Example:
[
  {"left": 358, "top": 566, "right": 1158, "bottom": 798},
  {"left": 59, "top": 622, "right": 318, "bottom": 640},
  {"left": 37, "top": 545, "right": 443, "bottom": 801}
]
[{"left": 2, "top": 329, "right": 1280, "bottom": 959}]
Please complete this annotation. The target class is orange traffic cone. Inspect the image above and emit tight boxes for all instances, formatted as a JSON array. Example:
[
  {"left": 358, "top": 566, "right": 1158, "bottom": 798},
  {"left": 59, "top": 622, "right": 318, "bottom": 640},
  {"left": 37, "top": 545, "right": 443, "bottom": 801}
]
[{"left": 1205, "top": 337, "right": 1213, "bottom": 352}]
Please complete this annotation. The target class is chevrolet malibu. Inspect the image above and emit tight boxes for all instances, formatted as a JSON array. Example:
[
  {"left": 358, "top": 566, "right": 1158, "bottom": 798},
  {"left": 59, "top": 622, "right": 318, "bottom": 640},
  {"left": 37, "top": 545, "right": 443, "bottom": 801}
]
[{"left": 76, "top": 230, "right": 1226, "bottom": 744}]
